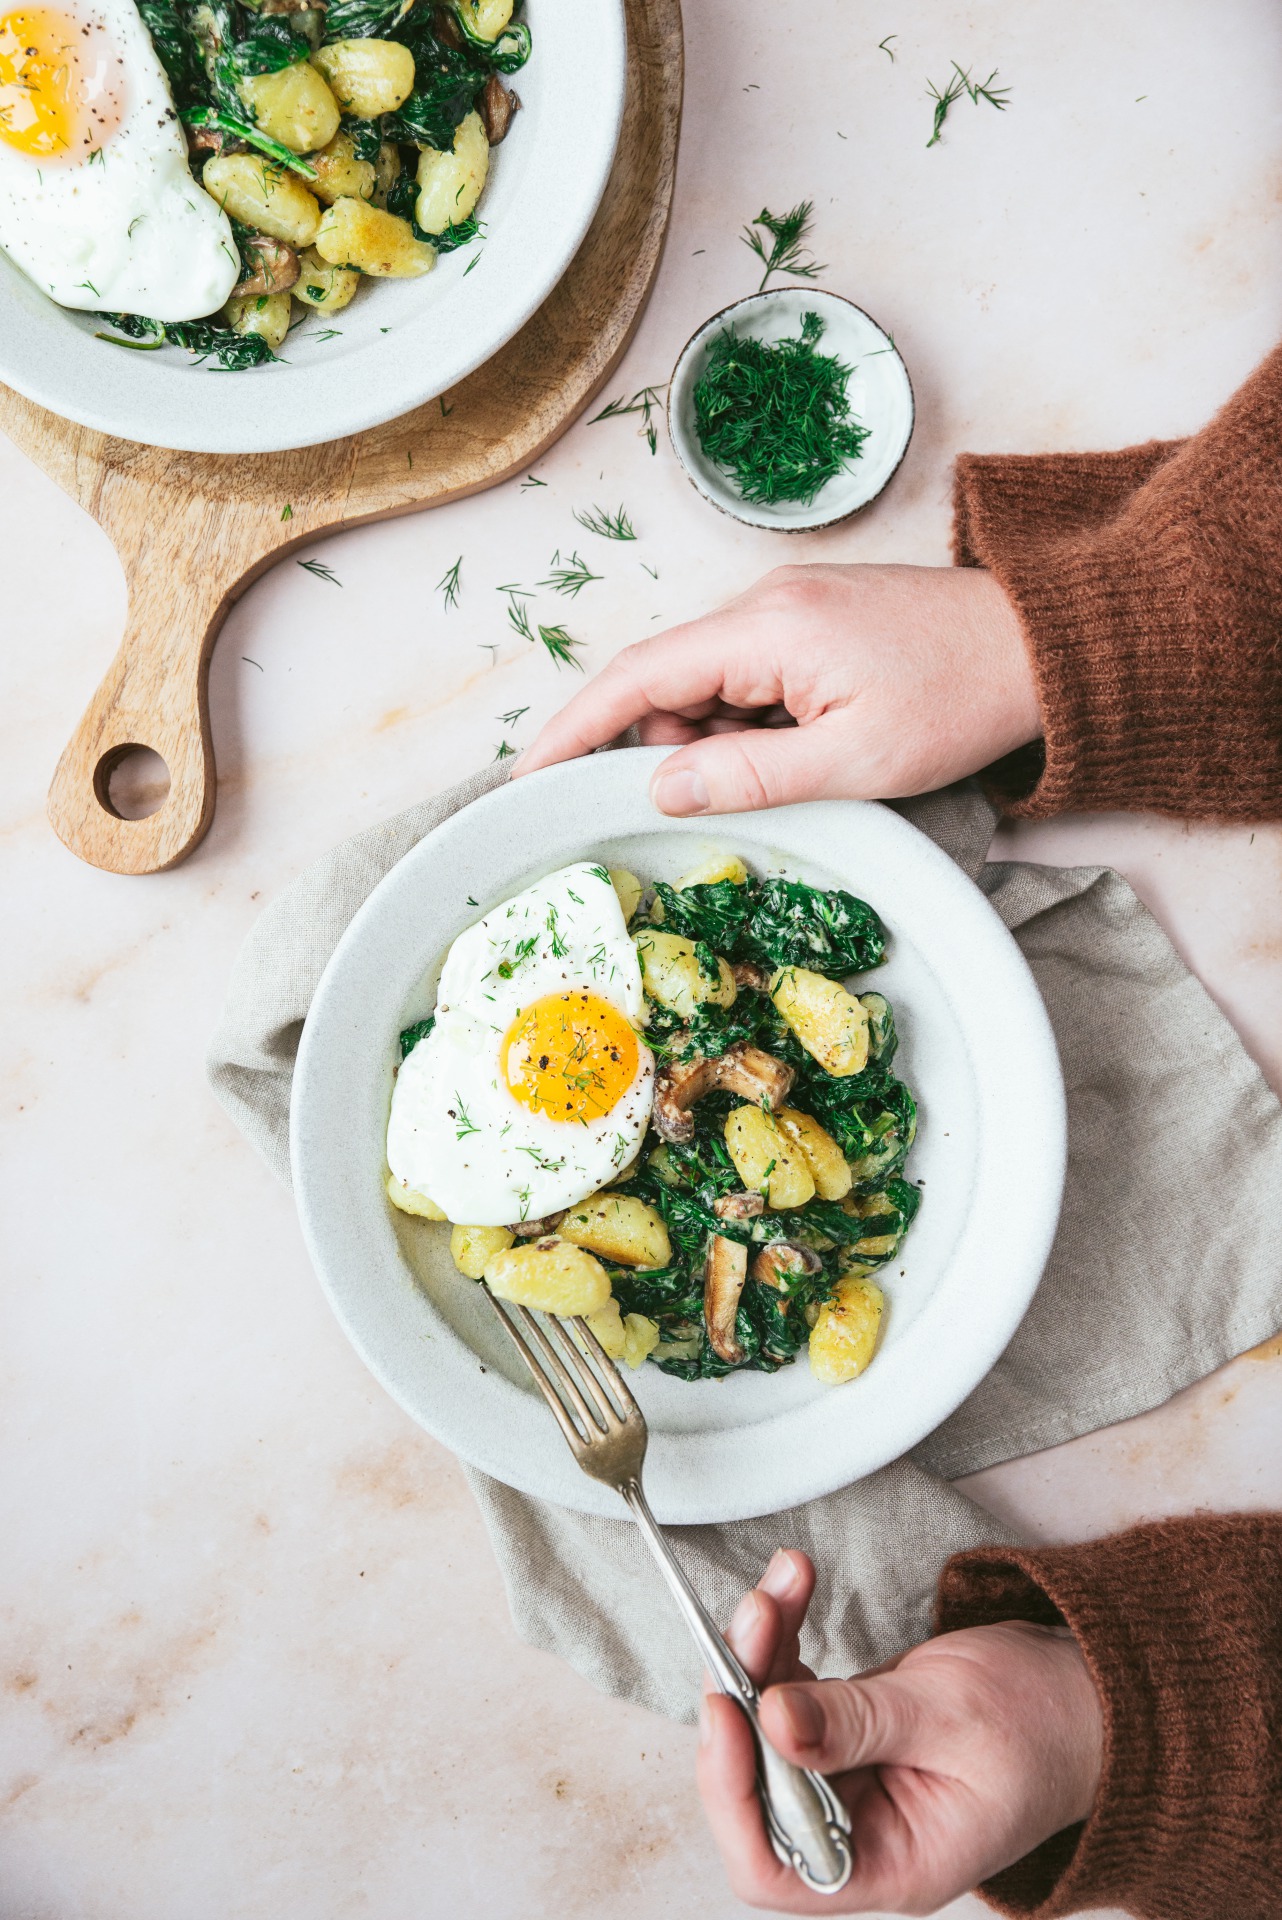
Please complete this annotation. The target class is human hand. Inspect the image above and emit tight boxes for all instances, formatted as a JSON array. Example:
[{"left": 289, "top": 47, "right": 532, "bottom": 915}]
[
  {"left": 515, "top": 564, "right": 1040, "bottom": 815},
  {"left": 696, "top": 1549, "right": 1103, "bottom": 1914}
]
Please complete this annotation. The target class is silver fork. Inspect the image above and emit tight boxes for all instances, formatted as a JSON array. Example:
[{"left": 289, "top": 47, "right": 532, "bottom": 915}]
[{"left": 485, "top": 1292, "right": 854, "bottom": 1894}]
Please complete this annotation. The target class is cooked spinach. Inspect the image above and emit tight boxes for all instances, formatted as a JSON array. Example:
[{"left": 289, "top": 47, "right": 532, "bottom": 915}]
[
  {"left": 136, "top": 0, "right": 207, "bottom": 107},
  {"left": 97, "top": 311, "right": 279, "bottom": 370},
  {"left": 399, "top": 1015, "right": 436, "bottom": 1059},
  {"left": 648, "top": 874, "right": 884, "bottom": 976},
  {"left": 342, "top": 113, "right": 385, "bottom": 162},
  {"left": 324, "top": 0, "right": 403, "bottom": 35}
]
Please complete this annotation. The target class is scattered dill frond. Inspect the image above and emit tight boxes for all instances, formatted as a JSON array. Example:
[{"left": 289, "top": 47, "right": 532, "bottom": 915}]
[
  {"left": 494, "top": 739, "right": 517, "bottom": 760},
  {"left": 539, "top": 549, "right": 602, "bottom": 597},
  {"left": 298, "top": 558, "right": 342, "bottom": 585},
  {"left": 574, "top": 504, "right": 637, "bottom": 541},
  {"left": 280, "top": 503, "right": 293, "bottom": 521},
  {"left": 437, "top": 555, "right": 463, "bottom": 611},
  {"left": 498, "top": 706, "right": 529, "bottom": 726},
  {"left": 879, "top": 33, "right": 897, "bottom": 60},
  {"left": 439, "top": 396, "right": 453, "bottom": 417},
  {"left": 692, "top": 310, "right": 868, "bottom": 507},
  {"left": 463, "top": 251, "right": 483, "bottom": 276},
  {"left": 520, "top": 473, "right": 546, "bottom": 490},
  {"left": 539, "top": 623, "right": 585, "bottom": 670},
  {"left": 927, "top": 62, "right": 1010, "bottom": 146},
  {"left": 741, "top": 202, "right": 826, "bottom": 294},
  {"left": 640, "top": 562, "right": 658, "bottom": 579},
  {"left": 506, "top": 593, "right": 535, "bottom": 642},
  {"left": 588, "top": 384, "right": 667, "bottom": 455}
]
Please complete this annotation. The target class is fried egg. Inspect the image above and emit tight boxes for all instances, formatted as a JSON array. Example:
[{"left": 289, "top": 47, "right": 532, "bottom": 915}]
[
  {"left": 387, "top": 864, "right": 655, "bottom": 1228},
  {"left": 0, "top": 0, "right": 238, "bottom": 319}
]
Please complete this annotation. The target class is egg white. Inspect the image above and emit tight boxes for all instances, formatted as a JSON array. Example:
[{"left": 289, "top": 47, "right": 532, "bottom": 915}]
[
  {"left": 0, "top": 0, "right": 238, "bottom": 320},
  {"left": 387, "top": 863, "right": 655, "bottom": 1228}
]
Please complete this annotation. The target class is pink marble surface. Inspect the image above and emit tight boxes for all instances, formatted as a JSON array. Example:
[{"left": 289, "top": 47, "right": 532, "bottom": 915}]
[{"left": 2, "top": 0, "right": 1281, "bottom": 1913}]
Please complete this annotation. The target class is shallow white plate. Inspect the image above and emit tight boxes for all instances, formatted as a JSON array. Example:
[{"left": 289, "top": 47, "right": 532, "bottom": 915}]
[
  {"left": 667, "top": 288, "right": 914, "bottom": 531},
  {"left": 292, "top": 749, "right": 1065, "bottom": 1524},
  {"left": 0, "top": 0, "right": 626, "bottom": 453}
]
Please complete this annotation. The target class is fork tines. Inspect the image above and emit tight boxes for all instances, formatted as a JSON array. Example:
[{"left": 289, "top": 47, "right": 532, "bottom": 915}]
[{"left": 484, "top": 1291, "right": 640, "bottom": 1457}]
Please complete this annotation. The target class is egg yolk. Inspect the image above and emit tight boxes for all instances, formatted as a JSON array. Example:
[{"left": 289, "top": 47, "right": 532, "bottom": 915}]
[
  {"left": 502, "top": 991, "right": 639, "bottom": 1125},
  {"left": 0, "top": 8, "right": 122, "bottom": 161}
]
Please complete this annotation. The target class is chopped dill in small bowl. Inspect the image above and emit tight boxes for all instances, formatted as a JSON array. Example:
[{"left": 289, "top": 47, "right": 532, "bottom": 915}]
[
  {"left": 692, "top": 310, "right": 870, "bottom": 507},
  {"left": 668, "top": 288, "right": 914, "bottom": 532}
]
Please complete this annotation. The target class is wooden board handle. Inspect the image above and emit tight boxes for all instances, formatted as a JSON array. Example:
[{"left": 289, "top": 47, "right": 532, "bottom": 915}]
[{"left": 46, "top": 544, "right": 227, "bottom": 874}]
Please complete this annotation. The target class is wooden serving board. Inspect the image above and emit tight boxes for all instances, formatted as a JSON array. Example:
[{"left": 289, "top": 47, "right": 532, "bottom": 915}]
[{"left": 0, "top": 0, "right": 682, "bottom": 876}]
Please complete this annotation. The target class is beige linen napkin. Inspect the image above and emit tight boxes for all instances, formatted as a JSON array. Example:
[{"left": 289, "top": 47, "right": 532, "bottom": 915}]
[{"left": 209, "top": 764, "right": 1282, "bottom": 1722}]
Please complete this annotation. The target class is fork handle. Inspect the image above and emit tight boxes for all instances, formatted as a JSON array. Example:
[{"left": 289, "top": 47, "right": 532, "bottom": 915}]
[{"left": 621, "top": 1481, "right": 853, "bottom": 1895}]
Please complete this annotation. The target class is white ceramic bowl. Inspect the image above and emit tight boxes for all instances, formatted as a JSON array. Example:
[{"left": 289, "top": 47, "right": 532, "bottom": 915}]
[
  {"left": 667, "top": 288, "right": 914, "bottom": 531},
  {"left": 0, "top": 0, "right": 626, "bottom": 454},
  {"left": 292, "top": 749, "right": 1065, "bottom": 1524}
]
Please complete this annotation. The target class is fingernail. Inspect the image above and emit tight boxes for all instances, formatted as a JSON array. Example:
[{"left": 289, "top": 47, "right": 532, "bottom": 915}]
[
  {"left": 698, "top": 1697, "right": 713, "bottom": 1747},
  {"left": 728, "top": 1590, "right": 763, "bottom": 1645},
  {"left": 774, "top": 1685, "right": 824, "bottom": 1748},
  {"left": 652, "top": 767, "right": 710, "bottom": 815},
  {"left": 760, "top": 1549, "right": 800, "bottom": 1600}
]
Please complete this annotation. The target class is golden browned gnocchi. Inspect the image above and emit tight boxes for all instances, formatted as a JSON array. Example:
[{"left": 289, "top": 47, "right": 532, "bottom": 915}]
[
  {"left": 203, "top": 154, "right": 322, "bottom": 247},
  {"left": 582, "top": 1299, "right": 662, "bottom": 1370},
  {"left": 223, "top": 290, "right": 291, "bottom": 351},
  {"left": 482, "top": 1239, "right": 612, "bottom": 1316},
  {"left": 675, "top": 852, "right": 749, "bottom": 890},
  {"left": 309, "top": 129, "right": 378, "bottom": 206},
  {"left": 609, "top": 869, "right": 643, "bottom": 925},
  {"left": 808, "top": 1277, "right": 884, "bottom": 1385},
  {"left": 775, "top": 1107, "right": 852, "bottom": 1200},
  {"left": 237, "top": 61, "right": 341, "bottom": 154},
  {"left": 386, "top": 1172, "right": 446, "bottom": 1221},
  {"left": 558, "top": 1193, "right": 671, "bottom": 1269},
  {"left": 770, "top": 965, "right": 871, "bottom": 1077},
  {"left": 724, "top": 1104, "right": 816, "bottom": 1209},
  {"left": 310, "top": 39, "right": 416, "bottom": 118},
  {"left": 449, "top": 1223, "right": 515, "bottom": 1280},
  {"left": 315, "top": 198, "right": 436, "bottom": 278},
  {"left": 457, "top": 0, "right": 514, "bottom": 40},
  {"left": 414, "top": 111, "right": 490, "bottom": 236},
  {"left": 635, "top": 929, "right": 736, "bottom": 1019},
  {"left": 291, "top": 247, "right": 361, "bottom": 313}
]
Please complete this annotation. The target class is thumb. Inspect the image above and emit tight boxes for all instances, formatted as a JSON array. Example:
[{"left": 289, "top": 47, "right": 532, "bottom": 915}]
[
  {"left": 759, "top": 1672, "right": 924, "bottom": 1775},
  {"left": 649, "top": 717, "right": 866, "bottom": 817}
]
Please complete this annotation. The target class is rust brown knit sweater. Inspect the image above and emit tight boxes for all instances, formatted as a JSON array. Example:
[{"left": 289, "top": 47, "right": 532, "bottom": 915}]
[
  {"left": 953, "top": 343, "right": 1282, "bottom": 820},
  {"left": 936, "top": 1517, "right": 1282, "bottom": 1919}
]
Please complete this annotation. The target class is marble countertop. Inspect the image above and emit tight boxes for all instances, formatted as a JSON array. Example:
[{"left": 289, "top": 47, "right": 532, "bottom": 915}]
[{"left": 3, "top": 1, "right": 1281, "bottom": 1914}]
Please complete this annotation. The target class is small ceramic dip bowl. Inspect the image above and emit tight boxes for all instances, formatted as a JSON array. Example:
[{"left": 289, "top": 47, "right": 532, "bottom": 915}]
[{"left": 667, "top": 287, "right": 914, "bottom": 532}]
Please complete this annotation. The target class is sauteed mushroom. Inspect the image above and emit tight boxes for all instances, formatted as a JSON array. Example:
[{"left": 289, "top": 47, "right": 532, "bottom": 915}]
[
  {"left": 232, "top": 235, "right": 300, "bottom": 298},
  {"left": 702, "top": 1190, "right": 765, "bottom": 1362},
  {"left": 653, "top": 1041, "right": 794, "bottom": 1143},
  {"left": 752, "top": 1241, "right": 823, "bottom": 1292},
  {"left": 479, "top": 73, "right": 521, "bottom": 143}
]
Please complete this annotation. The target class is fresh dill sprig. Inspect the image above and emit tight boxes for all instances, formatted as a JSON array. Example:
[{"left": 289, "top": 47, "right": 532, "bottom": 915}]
[
  {"left": 573, "top": 504, "right": 637, "bottom": 541},
  {"left": 691, "top": 310, "right": 869, "bottom": 507},
  {"left": 539, "top": 623, "right": 585, "bottom": 671},
  {"left": 453, "top": 1096, "right": 480, "bottom": 1140},
  {"left": 587, "top": 384, "right": 667, "bottom": 455},
  {"left": 520, "top": 473, "right": 546, "bottom": 490},
  {"left": 437, "top": 555, "right": 463, "bottom": 611},
  {"left": 741, "top": 202, "right": 826, "bottom": 294},
  {"left": 498, "top": 705, "right": 529, "bottom": 726},
  {"left": 539, "top": 549, "right": 602, "bottom": 597},
  {"left": 926, "top": 63, "right": 1010, "bottom": 147},
  {"left": 298, "top": 558, "right": 341, "bottom": 585},
  {"left": 280, "top": 504, "right": 293, "bottom": 521},
  {"left": 505, "top": 592, "right": 535, "bottom": 642},
  {"left": 494, "top": 739, "right": 516, "bottom": 760},
  {"left": 878, "top": 33, "right": 897, "bottom": 60}
]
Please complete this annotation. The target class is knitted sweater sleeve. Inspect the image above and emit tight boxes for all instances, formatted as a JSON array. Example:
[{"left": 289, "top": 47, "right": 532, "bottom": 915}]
[
  {"left": 935, "top": 1515, "right": 1282, "bottom": 1919},
  {"left": 953, "top": 343, "right": 1282, "bottom": 820}
]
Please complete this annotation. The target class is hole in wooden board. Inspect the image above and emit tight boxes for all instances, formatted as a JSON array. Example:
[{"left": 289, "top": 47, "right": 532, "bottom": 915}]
[{"left": 93, "top": 745, "right": 171, "bottom": 821}]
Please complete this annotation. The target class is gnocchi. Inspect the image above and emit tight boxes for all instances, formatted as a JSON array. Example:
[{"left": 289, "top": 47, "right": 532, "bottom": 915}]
[
  {"left": 559, "top": 1193, "right": 672, "bottom": 1269},
  {"left": 291, "top": 247, "right": 361, "bottom": 313},
  {"left": 775, "top": 1107, "right": 851, "bottom": 1200},
  {"left": 315, "top": 198, "right": 436, "bottom": 278},
  {"left": 449, "top": 1223, "right": 515, "bottom": 1280},
  {"left": 724, "top": 1104, "right": 816, "bottom": 1209},
  {"left": 310, "top": 39, "right": 416, "bottom": 118},
  {"left": 457, "top": 0, "right": 514, "bottom": 40},
  {"left": 237, "top": 61, "right": 341, "bottom": 154},
  {"left": 675, "top": 853, "right": 749, "bottom": 890},
  {"left": 482, "top": 1239, "right": 612, "bottom": 1316},
  {"left": 202, "top": 154, "right": 322, "bottom": 248},
  {"left": 414, "top": 111, "right": 490, "bottom": 236},
  {"left": 386, "top": 1172, "right": 447, "bottom": 1221},
  {"left": 770, "top": 965, "right": 871, "bottom": 1077},
  {"left": 310, "top": 129, "right": 378, "bottom": 206},
  {"left": 223, "top": 290, "right": 291, "bottom": 351},
  {"left": 582, "top": 1299, "right": 662, "bottom": 1370},
  {"left": 635, "top": 929, "right": 736, "bottom": 1018},
  {"left": 808, "top": 1277, "right": 884, "bottom": 1385},
  {"left": 609, "top": 868, "right": 643, "bottom": 925}
]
